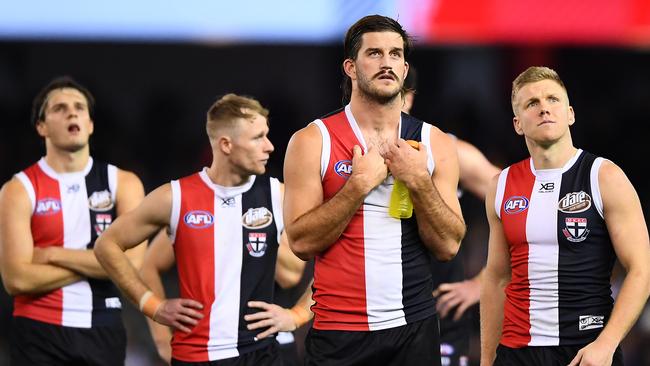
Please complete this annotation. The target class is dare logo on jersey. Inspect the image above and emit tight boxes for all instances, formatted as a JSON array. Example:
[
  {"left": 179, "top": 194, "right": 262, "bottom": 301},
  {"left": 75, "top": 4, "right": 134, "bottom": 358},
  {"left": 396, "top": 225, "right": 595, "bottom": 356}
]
[
  {"left": 246, "top": 232, "right": 267, "bottom": 257},
  {"left": 242, "top": 207, "right": 273, "bottom": 229},
  {"left": 558, "top": 191, "right": 592, "bottom": 213},
  {"left": 89, "top": 190, "right": 114, "bottom": 212},
  {"left": 35, "top": 198, "right": 62, "bottom": 216},
  {"left": 334, "top": 160, "right": 352, "bottom": 179},
  {"left": 504, "top": 196, "right": 529, "bottom": 214},
  {"left": 184, "top": 210, "right": 214, "bottom": 228},
  {"left": 562, "top": 217, "right": 590, "bottom": 243}
]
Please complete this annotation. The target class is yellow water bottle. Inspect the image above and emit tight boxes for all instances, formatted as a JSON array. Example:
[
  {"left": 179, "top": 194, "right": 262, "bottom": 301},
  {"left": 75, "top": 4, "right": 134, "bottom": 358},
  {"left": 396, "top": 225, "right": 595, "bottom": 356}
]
[{"left": 388, "top": 140, "right": 419, "bottom": 219}]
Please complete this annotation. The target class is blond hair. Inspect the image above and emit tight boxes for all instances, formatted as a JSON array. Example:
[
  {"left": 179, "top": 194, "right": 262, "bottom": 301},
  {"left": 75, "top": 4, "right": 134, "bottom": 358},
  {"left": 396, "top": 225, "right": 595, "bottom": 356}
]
[
  {"left": 511, "top": 66, "right": 567, "bottom": 114},
  {"left": 206, "top": 93, "right": 269, "bottom": 139}
]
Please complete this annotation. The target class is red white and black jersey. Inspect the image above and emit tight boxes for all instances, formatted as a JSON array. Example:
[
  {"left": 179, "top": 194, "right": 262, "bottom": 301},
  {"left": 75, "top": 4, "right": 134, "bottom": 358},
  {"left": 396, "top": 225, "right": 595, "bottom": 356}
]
[
  {"left": 168, "top": 169, "right": 283, "bottom": 362},
  {"left": 495, "top": 149, "right": 615, "bottom": 347},
  {"left": 311, "top": 105, "right": 437, "bottom": 331},
  {"left": 14, "top": 157, "right": 121, "bottom": 328}
]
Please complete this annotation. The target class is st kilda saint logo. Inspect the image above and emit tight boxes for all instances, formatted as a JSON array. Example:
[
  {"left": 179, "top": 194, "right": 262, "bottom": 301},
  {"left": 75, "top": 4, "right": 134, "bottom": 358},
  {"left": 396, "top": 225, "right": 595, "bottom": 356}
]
[{"left": 246, "top": 233, "right": 267, "bottom": 257}]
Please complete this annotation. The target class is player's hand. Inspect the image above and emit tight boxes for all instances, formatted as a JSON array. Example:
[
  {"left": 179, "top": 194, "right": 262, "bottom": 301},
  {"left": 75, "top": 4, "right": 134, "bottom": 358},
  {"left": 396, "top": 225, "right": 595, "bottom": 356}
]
[
  {"left": 153, "top": 298, "right": 204, "bottom": 333},
  {"left": 433, "top": 278, "right": 480, "bottom": 321},
  {"left": 245, "top": 301, "right": 296, "bottom": 339},
  {"left": 350, "top": 145, "right": 388, "bottom": 194},
  {"left": 384, "top": 139, "right": 428, "bottom": 187},
  {"left": 567, "top": 337, "right": 616, "bottom": 366}
]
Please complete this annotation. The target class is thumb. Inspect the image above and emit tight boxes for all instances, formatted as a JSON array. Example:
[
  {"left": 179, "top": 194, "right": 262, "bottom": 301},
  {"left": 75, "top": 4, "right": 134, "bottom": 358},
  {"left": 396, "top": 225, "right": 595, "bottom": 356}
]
[
  {"left": 352, "top": 145, "right": 362, "bottom": 158},
  {"left": 567, "top": 349, "right": 583, "bottom": 366}
]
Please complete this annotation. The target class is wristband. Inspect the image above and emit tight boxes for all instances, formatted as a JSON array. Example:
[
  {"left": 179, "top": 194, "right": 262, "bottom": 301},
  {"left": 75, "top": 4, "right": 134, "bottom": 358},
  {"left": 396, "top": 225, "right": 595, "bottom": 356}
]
[{"left": 139, "top": 290, "right": 163, "bottom": 319}]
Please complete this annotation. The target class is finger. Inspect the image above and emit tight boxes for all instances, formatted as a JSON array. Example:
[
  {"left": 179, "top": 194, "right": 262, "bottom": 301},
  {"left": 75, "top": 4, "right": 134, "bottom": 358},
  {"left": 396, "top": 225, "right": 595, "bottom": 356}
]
[
  {"left": 177, "top": 314, "right": 200, "bottom": 326},
  {"left": 244, "top": 312, "right": 271, "bottom": 322},
  {"left": 248, "top": 301, "right": 271, "bottom": 310},
  {"left": 256, "top": 326, "right": 278, "bottom": 339},
  {"left": 180, "top": 299, "right": 204, "bottom": 309},
  {"left": 247, "top": 319, "right": 273, "bottom": 330},
  {"left": 173, "top": 321, "right": 193, "bottom": 333},
  {"left": 179, "top": 306, "right": 204, "bottom": 319},
  {"left": 453, "top": 301, "right": 471, "bottom": 322},
  {"left": 352, "top": 145, "right": 362, "bottom": 158},
  {"left": 567, "top": 349, "right": 583, "bottom": 366}
]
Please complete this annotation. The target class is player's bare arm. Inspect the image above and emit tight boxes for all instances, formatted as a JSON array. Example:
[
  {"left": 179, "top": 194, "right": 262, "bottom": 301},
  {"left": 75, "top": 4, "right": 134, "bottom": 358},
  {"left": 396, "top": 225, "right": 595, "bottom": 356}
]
[
  {"left": 95, "top": 184, "right": 204, "bottom": 333},
  {"left": 0, "top": 178, "right": 81, "bottom": 295},
  {"left": 480, "top": 175, "right": 511, "bottom": 366},
  {"left": 568, "top": 161, "right": 650, "bottom": 366}
]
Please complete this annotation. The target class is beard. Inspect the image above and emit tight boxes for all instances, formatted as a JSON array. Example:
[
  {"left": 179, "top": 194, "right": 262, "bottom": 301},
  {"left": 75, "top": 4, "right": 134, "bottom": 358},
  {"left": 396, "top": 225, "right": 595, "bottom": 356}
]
[{"left": 356, "top": 70, "right": 402, "bottom": 105}]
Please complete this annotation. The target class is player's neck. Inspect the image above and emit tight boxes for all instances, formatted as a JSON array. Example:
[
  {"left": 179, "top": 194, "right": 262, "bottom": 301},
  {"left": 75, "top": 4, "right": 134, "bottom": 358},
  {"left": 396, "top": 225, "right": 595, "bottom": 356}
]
[
  {"left": 527, "top": 138, "right": 577, "bottom": 170},
  {"left": 349, "top": 96, "right": 401, "bottom": 132},
  {"left": 44, "top": 144, "right": 91, "bottom": 173},
  {"left": 205, "top": 161, "right": 251, "bottom": 187}
]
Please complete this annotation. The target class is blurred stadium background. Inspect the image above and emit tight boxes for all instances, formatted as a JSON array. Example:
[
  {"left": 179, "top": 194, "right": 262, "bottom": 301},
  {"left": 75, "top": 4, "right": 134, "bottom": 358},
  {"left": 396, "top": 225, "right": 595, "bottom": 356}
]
[{"left": 1, "top": 1, "right": 649, "bottom": 365}]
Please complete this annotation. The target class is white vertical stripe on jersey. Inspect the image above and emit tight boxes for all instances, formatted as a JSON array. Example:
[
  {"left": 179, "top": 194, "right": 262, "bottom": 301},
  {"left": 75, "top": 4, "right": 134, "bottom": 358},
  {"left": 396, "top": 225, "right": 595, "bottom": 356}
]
[
  {"left": 312, "top": 120, "right": 331, "bottom": 180},
  {"left": 207, "top": 194, "right": 243, "bottom": 361},
  {"left": 420, "top": 122, "right": 435, "bottom": 174},
  {"left": 362, "top": 183, "right": 406, "bottom": 330},
  {"left": 526, "top": 173, "right": 561, "bottom": 346},
  {"left": 169, "top": 180, "right": 181, "bottom": 243},
  {"left": 494, "top": 167, "right": 510, "bottom": 220},
  {"left": 108, "top": 164, "right": 118, "bottom": 203},
  {"left": 590, "top": 158, "right": 606, "bottom": 219},
  {"left": 60, "top": 174, "right": 93, "bottom": 328},
  {"left": 14, "top": 172, "right": 36, "bottom": 212},
  {"left": 270, "top": 177, "right": 284, "bottom": 243},
  {"left": 344, "top": 105, "right": 368, "bottom": 152}
]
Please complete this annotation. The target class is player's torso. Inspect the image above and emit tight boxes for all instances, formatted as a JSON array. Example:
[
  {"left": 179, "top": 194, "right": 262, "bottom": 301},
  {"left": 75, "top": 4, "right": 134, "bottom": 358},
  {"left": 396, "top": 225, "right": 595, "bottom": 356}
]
[
  {"left": 169, "top": 170, "right": 283, "bottom": 362},
  {"left": 496, "top": 150, "right": 615, "bottom": 347}
]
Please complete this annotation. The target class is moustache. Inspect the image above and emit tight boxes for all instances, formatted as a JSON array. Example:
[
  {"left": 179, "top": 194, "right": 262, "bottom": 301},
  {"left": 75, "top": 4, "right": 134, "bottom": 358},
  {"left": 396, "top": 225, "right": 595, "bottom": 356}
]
[{"left": 374, "top": 70, "right": 399, "bottom": 81}]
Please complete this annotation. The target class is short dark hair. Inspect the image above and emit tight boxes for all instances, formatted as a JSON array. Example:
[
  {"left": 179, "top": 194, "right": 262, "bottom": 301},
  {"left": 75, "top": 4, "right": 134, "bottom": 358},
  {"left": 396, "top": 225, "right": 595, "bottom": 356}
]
[
  {"left": 341, "top": 15, "right": 412, "bottom": 105},
  {"left": 31, "top": 76, "right": 95, "bottom": 126}
]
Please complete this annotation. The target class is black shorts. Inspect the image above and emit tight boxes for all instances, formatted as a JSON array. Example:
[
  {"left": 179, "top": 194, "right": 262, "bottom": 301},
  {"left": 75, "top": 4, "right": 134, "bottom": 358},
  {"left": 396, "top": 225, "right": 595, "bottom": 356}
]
[
  {"left": 495, "top": 344, "right": 624, "bottom": 366},
  {"left": 439, "top": 312, "right": 470, "bottom": 366},
  {"left": 171, "top": 341, "right": 281, "bottom": 366},
  {"left": 10, "top": 316, "right": 126, "bottom": 366},
  {"left": 305, "top": 314, "right": 441, "bottom": 366}
]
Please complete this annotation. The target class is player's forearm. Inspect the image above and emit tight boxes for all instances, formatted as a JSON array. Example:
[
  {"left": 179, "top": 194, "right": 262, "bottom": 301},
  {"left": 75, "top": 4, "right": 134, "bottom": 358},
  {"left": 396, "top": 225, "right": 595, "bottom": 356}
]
[
  {"left": 95, "top": 237, "right": 149, "bottom": 305},
  {"left": 2, "top": 263, "right": 81, "bottom": 296},
  {"left": 47, "top": 248, "right": 111, "bottom": 279},
  {"left": 596, "top": 265, "right": 650, "bottom": 349},
  {"left": 287, "top": 178, "right": 367, "bottom": 260},
  {"left": 410, "top": 178, "right": 465, "bottom": 261},
  {"left": 480, "top": 272, "right": 507, "bottom": 365}
]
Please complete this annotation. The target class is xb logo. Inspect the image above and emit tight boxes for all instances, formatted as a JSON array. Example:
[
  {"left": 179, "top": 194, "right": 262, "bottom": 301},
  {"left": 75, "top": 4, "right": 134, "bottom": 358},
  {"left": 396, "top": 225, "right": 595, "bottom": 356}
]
[{"left": 539, "top": 182, "right": 555, "bottom": 192}]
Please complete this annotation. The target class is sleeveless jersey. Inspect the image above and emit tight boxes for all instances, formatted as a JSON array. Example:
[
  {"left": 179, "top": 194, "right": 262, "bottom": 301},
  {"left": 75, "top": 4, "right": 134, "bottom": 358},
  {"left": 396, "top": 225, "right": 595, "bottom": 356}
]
[
  {"left": 311, "top": 105, "right": 437, "bottom": 331},
  {"left": 168, "top": 169, "right": 283, "bottom": 362},
  {"left": 14, "top": 157, "right": 121, "bottom": 328},
  {"left": 494, "top": 149, "right": 615, "bottom": 347}
]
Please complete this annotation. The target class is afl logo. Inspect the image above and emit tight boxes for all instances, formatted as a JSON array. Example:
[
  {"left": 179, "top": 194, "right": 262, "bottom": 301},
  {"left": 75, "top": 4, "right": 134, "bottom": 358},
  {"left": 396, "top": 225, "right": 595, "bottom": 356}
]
[
  {"left": 558, "top": 191, "right": 592, "bottom": 213},
  {"left": 334, "top": 160, "right": 352, "bottom": 179},
  {"left": 504, "top": 196, "right": 529, "bottom": 214},
  {"left": 184, "top": 210, "right": 214, "bottom": 228},
  {"left": 35, "top": 198, "right": 62, "bottom": 216}
]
